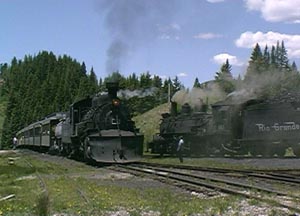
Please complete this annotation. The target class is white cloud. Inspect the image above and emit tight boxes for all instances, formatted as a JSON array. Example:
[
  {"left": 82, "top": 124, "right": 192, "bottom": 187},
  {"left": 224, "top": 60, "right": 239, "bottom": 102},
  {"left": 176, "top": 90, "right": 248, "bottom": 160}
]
[
  {"left": 244, "top": 0, "right": 300, "bottom": 23},
  {"left": 151, "top": 74, "right": 168, "bottom": 80},
  {"left": 157, "top": 23, "right": 181, "bottom": 40},
  {"left": 206, "top": 0, "right": 225, "bottom": 3},
  {"left": 213, "top": 53, "right": 244, "bottom": 66},
  {"left": 171, "top": 23, "right": 181, "bottom": 31},
  {"left": 159, "top": 34, "right": 171, "bottom": 40},
  {"left": 235, "top": 31, "right": 300, "bottom": 58},
  {"left": 159, "top": 35, "right": 180, "bottom": 40},
  {"left": 177, "top": 72, "right": 188, "bottom": 77},
  {"left": 193, "top": 33, "right": 223, "bottom": 39},
  {"left": 244, "top": 0, "right": 264, "bottom": 10}
]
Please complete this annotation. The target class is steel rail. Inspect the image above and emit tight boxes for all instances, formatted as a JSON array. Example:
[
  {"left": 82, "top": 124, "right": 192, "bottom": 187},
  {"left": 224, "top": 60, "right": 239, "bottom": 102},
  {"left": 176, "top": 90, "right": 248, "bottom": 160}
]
[
  {"left": 137, "top": 162, "right": 300, "bottom": 184},
  {"left": 115, "top": 164, "right": 300, "bottom": 213},
  {"left": 22, "top": 152, "right": 95, "bottom": 214}
]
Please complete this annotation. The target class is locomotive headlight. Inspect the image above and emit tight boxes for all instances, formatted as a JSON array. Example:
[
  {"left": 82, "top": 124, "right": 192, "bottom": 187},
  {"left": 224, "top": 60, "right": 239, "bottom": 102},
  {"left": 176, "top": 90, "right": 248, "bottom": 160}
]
[{"left": 112, "top": 99, "right": 120, "bottom": 107}]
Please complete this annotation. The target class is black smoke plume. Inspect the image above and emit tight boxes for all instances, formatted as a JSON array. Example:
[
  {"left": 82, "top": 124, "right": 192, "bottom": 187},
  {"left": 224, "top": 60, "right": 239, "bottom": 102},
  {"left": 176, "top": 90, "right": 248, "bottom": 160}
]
[{"left": 97, "top": 0, "right": 181, "bottom": 73}]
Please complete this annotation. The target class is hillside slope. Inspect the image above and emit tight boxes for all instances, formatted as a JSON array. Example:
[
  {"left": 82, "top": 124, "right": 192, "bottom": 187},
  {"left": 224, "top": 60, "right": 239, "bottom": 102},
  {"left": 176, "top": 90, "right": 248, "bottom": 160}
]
[{"left": 133, "top": 103, "right": 169, "bottom": 149}]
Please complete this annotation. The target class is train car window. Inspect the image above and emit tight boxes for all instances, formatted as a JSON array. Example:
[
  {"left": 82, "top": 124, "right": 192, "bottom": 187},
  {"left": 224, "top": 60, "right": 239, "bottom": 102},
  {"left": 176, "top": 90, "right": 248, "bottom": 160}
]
[
  {"left": 220, "top": 111, "right": 226, "bottom": 119},
  {"left": 42, "top": 124, "right": 50, "bottom": 135},
  {"left": 29, "top": 128, "right": 34, "bottom": 137},
  {"left": 73, "top": 109, "right": 79, "bottom": 123},
  {"left": 80, "top": 107, "right": 89, "bottom": 120},
  {"left": 70, "top": 107, "right": 73, "bottom": 123},
  {"left": 50, "top": 120, "right": 59, "bottom": 136},
  {"left": 34, "top": 126, "right": 41, "bottom": 135}
]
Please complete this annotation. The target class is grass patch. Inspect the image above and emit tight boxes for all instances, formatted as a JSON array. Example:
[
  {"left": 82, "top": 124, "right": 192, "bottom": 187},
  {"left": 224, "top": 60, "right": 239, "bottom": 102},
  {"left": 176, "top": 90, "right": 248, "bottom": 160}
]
[
  {"left": 141, "top": 156, "right": 260, "bottom": 170},
  {"left": 35, "top": 190, "right": 50, "bottom": 216},
  {"left": 133, "top": 103, "right": 169, "bottom": 150},
  {"left": 0, "top": 150, "right": 247, "bottom": 215}
]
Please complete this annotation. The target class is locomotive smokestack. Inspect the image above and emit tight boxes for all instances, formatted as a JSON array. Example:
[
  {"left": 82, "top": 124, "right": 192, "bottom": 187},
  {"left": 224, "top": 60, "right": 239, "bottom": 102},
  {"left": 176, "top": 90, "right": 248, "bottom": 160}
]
[{"left": 106, "top": 82, "right": 119, "bottom": 98}]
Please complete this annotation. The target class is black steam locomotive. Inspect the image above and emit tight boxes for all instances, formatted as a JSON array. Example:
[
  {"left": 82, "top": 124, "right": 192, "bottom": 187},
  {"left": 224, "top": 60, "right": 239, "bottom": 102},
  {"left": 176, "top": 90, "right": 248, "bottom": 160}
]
[
  {"left": 150, "top": 92, "right": 300, "bottom": 157},
  {"left": 16, "top": 82, "right": 144, "bottom": 163}
]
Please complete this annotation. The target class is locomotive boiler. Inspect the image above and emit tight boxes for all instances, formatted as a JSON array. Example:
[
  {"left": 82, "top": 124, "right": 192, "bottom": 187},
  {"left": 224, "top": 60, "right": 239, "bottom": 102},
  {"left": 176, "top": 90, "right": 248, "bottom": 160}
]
[
  {"left": 16, "top": 82, "right": 144, "bottom": 163},
  {"left": 150, "top": 92, "right": 300, "bottom": 158}
]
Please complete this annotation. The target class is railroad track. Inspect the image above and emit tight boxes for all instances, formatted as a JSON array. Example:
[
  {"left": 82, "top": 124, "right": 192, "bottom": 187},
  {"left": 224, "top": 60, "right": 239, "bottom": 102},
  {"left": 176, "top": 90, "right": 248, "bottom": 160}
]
[
  {"left": 111, "top": 163, "right": 300, "bottom": 213},
  {"left": 137, "top": 162, "right": 300, "bottom": 184},
  {"left": 22, "top": 157, "right": 50, "bottom": 215},
  {"left": 21, "top": 153, "right": 95, "bottom": 215}
]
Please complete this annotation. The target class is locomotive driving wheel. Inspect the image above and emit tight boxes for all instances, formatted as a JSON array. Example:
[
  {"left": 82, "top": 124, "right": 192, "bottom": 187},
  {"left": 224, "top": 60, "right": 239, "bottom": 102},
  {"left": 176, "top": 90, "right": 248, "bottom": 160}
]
[
  {"left": 275, "top": 147, "right": 286, "bottom": 157},
  {"left": 262, "top": 147, "right": 275, "bottom": 158},
  {"left": 83, "top": 137, "right": 93, "bottom": 164},
  {"left": 293, "top": 147, "right": 300, "bottom": 157},
  {"left": 249, "top": 146, "right": 260, "bottom": 157}
]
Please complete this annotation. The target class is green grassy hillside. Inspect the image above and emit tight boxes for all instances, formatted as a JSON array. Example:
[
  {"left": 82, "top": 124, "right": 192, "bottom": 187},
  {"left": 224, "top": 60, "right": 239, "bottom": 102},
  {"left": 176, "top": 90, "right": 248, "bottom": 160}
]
[{"left": 133, "top": 103, "right": 169, "bottom": 150}]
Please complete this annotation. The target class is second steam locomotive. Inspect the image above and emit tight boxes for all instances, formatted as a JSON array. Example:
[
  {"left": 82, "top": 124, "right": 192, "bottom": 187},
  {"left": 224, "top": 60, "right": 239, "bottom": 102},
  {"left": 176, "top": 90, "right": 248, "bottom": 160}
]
[
  {"left": 150, "top": 92, "right": 300, "bottom": 157},
  {"left": 16, "top": 82, "right": 144, "bottom": 163}
]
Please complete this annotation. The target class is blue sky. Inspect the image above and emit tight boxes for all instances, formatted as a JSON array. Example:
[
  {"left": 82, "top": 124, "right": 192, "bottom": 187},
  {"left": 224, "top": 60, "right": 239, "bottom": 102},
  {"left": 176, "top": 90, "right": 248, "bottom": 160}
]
[{"left": 1, "top": 0, "right": 300, "bottom": 88}]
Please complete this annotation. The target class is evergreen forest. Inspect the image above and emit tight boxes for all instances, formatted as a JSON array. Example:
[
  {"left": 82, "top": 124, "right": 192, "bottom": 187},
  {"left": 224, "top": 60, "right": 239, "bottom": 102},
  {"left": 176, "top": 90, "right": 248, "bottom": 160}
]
[{"left": 1, "top": 41, "right": 300, "bottom": 149}]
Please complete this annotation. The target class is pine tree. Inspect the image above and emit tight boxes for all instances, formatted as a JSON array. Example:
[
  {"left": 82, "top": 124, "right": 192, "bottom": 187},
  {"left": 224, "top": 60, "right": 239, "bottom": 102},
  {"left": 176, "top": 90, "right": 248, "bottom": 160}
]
[
  {"left": 245, "top": 43, "right": 265, "bottom": 82},
  {"left": 263, "top": 45, "right": 270, "bottom": 69},
  {"left": 172, "top": 76, "right": 183, "bottom": 92},
  {"left": 278, "top": 41, "right": 290, "bottom": 71},
  {"left": 140, "top": 72, "right": 152, "bottom": 88},
  {"left": 215, "top": 59, "right": 235, "bottom": 93},
  {"left": 152, "top": 75, "right": 162, "bottom": 88},
  {"left": 127, "top": 73, "right": 139, "bottom": 90},
  {"left": 80, "top": 62, "right": 87, "bottom": 76},
  {"left": 88, "top": 67, "right": 98, "bottom": 94},
  {"left": 76, "top": 77, "right": 90, "bottom": 100},
  {"left": 193, "top": 77, "right": 201, "bottom": 88},
  {"left": 291, "top": 61, "right": 298, "bottom": 73}
]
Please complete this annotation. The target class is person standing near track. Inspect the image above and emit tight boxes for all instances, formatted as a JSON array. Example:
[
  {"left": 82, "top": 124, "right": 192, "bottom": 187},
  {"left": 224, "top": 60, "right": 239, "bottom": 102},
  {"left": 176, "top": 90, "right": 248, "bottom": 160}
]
[
  {"left": 12, "top": 136, "right": 18, "bottom": 150},
  {"left": 177, "top": 136, "right": 184, "bottom": 163}
]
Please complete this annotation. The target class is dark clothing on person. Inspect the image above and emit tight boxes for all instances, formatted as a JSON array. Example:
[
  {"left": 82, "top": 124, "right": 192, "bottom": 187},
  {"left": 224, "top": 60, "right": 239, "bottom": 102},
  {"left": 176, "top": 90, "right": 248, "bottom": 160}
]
[
  {"left": 177, "top": 137, "right": 184, "bottom": 163},
  {"left": 13, "top": 137, "right": 18, "bottom": 150}
]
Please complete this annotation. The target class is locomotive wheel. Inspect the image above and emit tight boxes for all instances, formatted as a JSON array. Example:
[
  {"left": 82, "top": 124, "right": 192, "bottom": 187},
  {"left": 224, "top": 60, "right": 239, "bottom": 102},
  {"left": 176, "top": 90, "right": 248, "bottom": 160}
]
[
  {"left": 57, "top": 140, "right": 67, "bottom": 156},
  {"left": 262, "top": 150, "right": 274, "bottom": 158},
  {"left": 204, "top": 140, "right": 218, "bottom": 157},
  {"left": 275, "top": 147, "right": 286, "bottom": 157},
  {"left": 59, "top": 142, "right": 70, "bottom": 156},
  {"left": 83, "top": 137, "right": 93, "bottom": 164},
  {"left": 250, "top": 150, "right": 258, "bottom": 157},
  {"left": 293, "top": 148, "right": 300, "bottom": 157},
  {"left": 250, "top": 148, "right": 260, "bottom": 157},
  {"left": 206, "top": 146, "right": 222, "bottom": 157}
]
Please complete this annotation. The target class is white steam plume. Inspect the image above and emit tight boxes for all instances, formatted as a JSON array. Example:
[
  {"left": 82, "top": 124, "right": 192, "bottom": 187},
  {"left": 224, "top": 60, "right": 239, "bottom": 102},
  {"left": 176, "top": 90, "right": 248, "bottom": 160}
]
[
  {"left": 172, "top": 82, "right": 226, "bottom": 110},
  {"left": 118, "top": 87, "right": 158, "bottom": 99}
]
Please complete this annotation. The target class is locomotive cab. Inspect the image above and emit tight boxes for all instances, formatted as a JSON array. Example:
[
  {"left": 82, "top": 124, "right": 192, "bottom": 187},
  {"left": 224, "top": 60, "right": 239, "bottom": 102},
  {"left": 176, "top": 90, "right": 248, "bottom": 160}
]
[{"left": 211, "top": 102, "right": 245, "bottom": 154}]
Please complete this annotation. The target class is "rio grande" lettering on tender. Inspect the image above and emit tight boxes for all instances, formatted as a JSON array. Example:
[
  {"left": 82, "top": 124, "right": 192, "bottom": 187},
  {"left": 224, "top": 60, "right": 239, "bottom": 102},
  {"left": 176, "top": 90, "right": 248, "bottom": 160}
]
[{"left": 256, "top": 122, "right": 300, "bottom": 132}]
